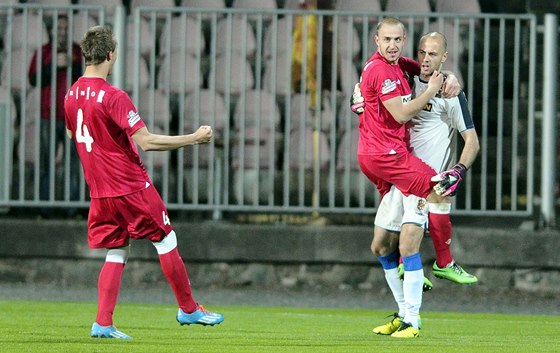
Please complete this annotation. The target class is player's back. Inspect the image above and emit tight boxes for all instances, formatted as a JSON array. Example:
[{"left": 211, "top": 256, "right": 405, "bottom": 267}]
[{"left": 64, "top": 77, "right": 150, "bottom": 198}]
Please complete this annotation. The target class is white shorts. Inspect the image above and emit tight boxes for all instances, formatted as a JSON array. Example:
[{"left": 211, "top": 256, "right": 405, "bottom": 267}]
[{"left": 374, "top": 185, "right": 429, "bottom": 232}]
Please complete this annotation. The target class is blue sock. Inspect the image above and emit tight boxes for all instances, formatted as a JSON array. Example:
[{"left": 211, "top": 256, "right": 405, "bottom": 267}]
[
  {"left": 377, "top": 251, "right": 399, "bottom": 270},
  {"left": 402, "top": 252, "right": 423, "bottom": 271}
]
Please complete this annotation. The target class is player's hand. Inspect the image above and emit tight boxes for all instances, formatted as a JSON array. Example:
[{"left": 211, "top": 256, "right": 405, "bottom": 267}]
[
  {"left": 350, "top": 83, "right": 364, "bottom": 115},
  {"left": 431, "top": 163, "right": 467, "bottom": 196},
  {"left": 194, "top": 125, "right": 212, "bottom": 144},
  {"left": 441, "top": 73, "right": 462, "bottom": 98},
  {"left": 428, "top": 70, "right": 444, "bottom": 95}
]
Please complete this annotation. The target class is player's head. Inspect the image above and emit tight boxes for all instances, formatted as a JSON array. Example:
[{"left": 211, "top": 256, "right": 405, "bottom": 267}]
[
  {"left": 417, "top": 32, "right": 448, "bottom": 79},
  {"left": 375, "top": 17, "right": 407, "bottom": 64},
  {"left": 80, "top": 25, "right": 118, "bottom": 70},
  {"left": 53, "top": 14, "right": 69, "bottom": 49}
]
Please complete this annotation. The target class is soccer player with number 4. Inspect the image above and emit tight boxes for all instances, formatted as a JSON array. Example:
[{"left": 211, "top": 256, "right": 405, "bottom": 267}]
[
  {"left": 350, "top": 17, "right": 475, "bottom": 338},
  {"left": 64, "top": 25, "right": 223, "bottom": 340}
]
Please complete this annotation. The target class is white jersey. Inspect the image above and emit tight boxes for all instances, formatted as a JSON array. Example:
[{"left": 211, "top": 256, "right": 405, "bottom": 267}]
[{"left": 408, "top": 76, "right": 475, "bottom": 173}]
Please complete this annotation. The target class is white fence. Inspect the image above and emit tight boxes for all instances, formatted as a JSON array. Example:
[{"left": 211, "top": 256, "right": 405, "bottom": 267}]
[{"left": 0, "top": 3, "right": 551, "bottom": 220}]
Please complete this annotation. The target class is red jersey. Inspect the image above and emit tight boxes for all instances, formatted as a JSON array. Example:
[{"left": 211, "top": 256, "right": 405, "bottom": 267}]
[
  {"left": 64, "top": 77, "right": 150, "bottom": 198},
  {"left": 357, "top": 52, "right": 420, "bottom": 156}
]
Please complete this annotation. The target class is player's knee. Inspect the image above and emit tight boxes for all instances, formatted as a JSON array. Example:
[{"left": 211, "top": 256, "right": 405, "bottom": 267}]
[
  {"left": 105, "top": 245, "right": 130, "bottom": 264},
  {"left": 152, "top": 230, "right": 177, "bottom": 255}
]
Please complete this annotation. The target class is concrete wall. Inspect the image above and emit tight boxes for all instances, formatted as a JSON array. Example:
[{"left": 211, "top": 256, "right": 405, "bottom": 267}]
[{"left": 1, "top": 218, "right": 560, "bottom": 293}]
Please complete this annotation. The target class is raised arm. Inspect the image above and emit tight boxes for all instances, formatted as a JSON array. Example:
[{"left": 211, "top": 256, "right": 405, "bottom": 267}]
[{"left": 383, "top": 70, "right": 444, "bottom": 124}]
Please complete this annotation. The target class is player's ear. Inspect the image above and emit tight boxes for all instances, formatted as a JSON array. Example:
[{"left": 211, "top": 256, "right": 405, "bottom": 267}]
[{"left": 441, "top": 51, "right": 448, "bottom": 64}]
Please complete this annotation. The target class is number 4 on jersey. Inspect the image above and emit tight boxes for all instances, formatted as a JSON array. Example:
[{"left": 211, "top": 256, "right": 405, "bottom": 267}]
[{"left": 76, "top": 109, "right": 94, "bottom": 152}]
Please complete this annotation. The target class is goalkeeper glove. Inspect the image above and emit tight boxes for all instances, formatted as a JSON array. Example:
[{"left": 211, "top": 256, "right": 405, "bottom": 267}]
[
  {"left": 350, "top": 83, "right": 364, "bottom": 115},
  {"left": 431, "top": 163, "right": 467, "bottom": 197}
]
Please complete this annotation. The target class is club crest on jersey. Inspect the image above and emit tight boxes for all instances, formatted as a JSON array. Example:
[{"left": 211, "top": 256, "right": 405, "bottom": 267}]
[
  {"left": 381, "top": 79, "right": 397, "bottom": 94},
  {"left": 415, "top": 198, "right": 427, "bottom": 215},
  {"left": 127, "top": 110, "right": 140, "bottom": 127},
  {"left": 423, "top": 103, "right": 433, "bottom": 112}
]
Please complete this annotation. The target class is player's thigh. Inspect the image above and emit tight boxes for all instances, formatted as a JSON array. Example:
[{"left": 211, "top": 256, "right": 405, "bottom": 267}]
[
  {"left": 382, "top": 153, "right": 437, "bottom": 198},
  {"left": 375, "top": 186, "right": 404, "bottom": 232},
  {"left": 117, "top": 185, "right": 174, "bottom": 242},
  {"left": 88, "top": 198, "right": 129, "bottom": 249},
  {"left": 357, "top": 154, "right": 392, "bottom": 197}
]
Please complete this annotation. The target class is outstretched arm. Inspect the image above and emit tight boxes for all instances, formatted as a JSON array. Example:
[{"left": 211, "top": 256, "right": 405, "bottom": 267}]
[{"left": 132, "top": 125, "right": 213, "bottom": 152}]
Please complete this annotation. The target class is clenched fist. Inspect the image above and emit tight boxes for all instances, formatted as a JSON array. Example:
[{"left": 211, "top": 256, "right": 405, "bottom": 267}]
[{"left": 195, "top": 125, "right": 213, "bottom": 144}]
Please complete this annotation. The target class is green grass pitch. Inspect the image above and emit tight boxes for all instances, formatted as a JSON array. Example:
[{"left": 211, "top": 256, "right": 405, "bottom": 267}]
[{"left": 1, "top": 300, "right": 559, "bottom": 353}]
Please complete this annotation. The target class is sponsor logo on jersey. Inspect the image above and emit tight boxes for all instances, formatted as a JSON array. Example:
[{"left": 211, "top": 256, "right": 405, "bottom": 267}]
[
  {"left": 423, "top": 103, "right": 433, "bottom": 112},
  {"left": 128, "top": 110, "right": 140, "bottom": 127},
  {"left": 381, "top": 79, "right": 397, "bottom": 94},
  {"left": 402, "top": 94, "right": 412, "bottom": 103}
]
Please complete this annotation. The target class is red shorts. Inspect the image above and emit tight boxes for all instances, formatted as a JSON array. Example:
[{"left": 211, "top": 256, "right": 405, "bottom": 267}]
[
  {"left": 87, "top": 184, "right": 173, "bottom": 249},
  {"left": 357, "top": 152, "right": 438, "bottom": 199}
]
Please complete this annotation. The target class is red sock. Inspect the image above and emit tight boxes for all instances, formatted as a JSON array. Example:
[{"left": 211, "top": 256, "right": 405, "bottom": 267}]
[
  {"left": 159, "top": 248, "right": 198, "bottom": 313},
  {"left": 96, "top": 262, "right": 125, "bottom": 326},
  {"left": 428, "top": 212, "right": 453, "bottom": 268}
]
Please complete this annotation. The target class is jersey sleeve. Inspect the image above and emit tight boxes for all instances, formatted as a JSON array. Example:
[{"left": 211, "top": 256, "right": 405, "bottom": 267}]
[
  {"left": 398, "top": 56, "right": 421, "bottom": 77},
  {"left": 448, "top": 91, "right": 475, "bottom": 132},
  {"left": 107, "top": 90, "right": 145, "bottom": 136},
  {"left": 363, "top": 61, "right": 402, "bottom": 103}
]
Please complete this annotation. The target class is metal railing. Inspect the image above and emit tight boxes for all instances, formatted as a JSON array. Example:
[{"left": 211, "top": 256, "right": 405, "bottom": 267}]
[{"left": 0, "top": 4, "right": 551, "bottom": 221}]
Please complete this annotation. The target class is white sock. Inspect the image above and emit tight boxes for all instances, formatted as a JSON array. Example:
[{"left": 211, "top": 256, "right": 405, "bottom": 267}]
[
  {"left": 403, "top": 268, "right": 423, "bottom": 329},
  {"left": 384, "top": 267, "right": 406, "bottom": 318}
]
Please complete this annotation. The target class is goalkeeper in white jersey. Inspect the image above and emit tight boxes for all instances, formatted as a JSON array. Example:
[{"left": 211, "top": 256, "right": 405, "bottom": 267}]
[{"left": 352, "top": 31, "right": 480, "bottom": 290}]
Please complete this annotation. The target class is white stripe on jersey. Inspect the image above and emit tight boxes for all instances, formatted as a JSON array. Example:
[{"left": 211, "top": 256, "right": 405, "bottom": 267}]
[{"left": 97, "top": 90, "right": 105, "bottom": 103}]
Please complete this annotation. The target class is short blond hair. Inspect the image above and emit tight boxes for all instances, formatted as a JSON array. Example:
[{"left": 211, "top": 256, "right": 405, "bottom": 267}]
[
  {"left": 375, "top": 17, "right": 406, "bottom": 36},
  {"left": 80, "top": 25, "right": 117, "bottom": 66}
]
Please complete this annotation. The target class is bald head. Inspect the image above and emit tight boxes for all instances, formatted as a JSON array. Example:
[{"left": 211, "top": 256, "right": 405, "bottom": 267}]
[
  {"left": 419, "top": 32, "right": 447, "bottom": 52},
  {"left": 417, "top": 32, "right": 448, "bottom": 80}
]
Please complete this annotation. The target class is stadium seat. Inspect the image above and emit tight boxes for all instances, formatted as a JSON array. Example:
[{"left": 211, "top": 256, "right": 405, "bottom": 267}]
[
  {"left": 288, "top": 93, "right": 333, "bottom": 134},
  {"left": 262, "top": 53, "right": 292, "bottom": 96},
  {"left": 181, "top": 0, "right": 226, "bottom": 9},
  {"left": 384, "top": 0, "right": 432, "bottom": 46},
  {"left": 435, "top": 0, "right": 481, "bottom": 17},
  {"left": 1, "top": 49, "right": 33, "bottom": 98},
  {"left": 71, "top": 11, "right": 98, "bottom": 45},
  {"left": 232, "top": 0, "right": 277, "bottom": 22},
  {"left": 124, "top": 51, "right": 150, "bottom": 93},
  {"left": 78, "top": 0, "right": 123, "bottom": 18},
  {"left": 180, "top": 0, "right": 226, "bottom": 22},
  {"left": 287, "top": 126, "right": 330, "bottom": 206},
  {"left": 157, "top": 52, "right": 203, "bottom": 95},
  {"left": 3, "top": 12, "right": 49, "bottom": 51},
  {"left": 335, "top": 0, "right": 381, "bottom": 24},
  {"left": 215, "top": 16, "right": 256, "bottom": 60},
  {"left": 182, "top": 89, "right": 228, "bottom": 203},
  {"left": 208, "top": 53, "right": 254, "bottom": 97},
  {"left": 263, "top": 16, "right": 292, "bottom": 60},
  {"left": 336, "top": 18, "right": 360, "bottom": 61},
  {"left": 335, "top": 129, "right": 379, "bottom": 207},
  {"left": 127, "top": 16, "right": 155, "bottom": 60},
  {"left": 159, "top": 15, "right": 206, "bottom": 58},
  {"left": 233, "top": 89, "right": 280, "bottom": 131},
  {"left": 183, "top": 89, "right": 228, "bottom": 134},
  {"left": 231, "top": 126, "right": 280, "bottom": 205},
  {"left": 129, "top": 0, "right": 176, "bottom": 18},
  {"left": 135, "top": 88, "right": 171, "bottom": 134}
]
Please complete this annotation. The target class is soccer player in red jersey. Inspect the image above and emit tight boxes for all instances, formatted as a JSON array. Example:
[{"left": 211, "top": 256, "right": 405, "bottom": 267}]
[
  {"left": 354, "top": 17, "right": 461, "bottom": 338},
  {"left": 64, "top": 25, "right": 223, "bottom": 340}
]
